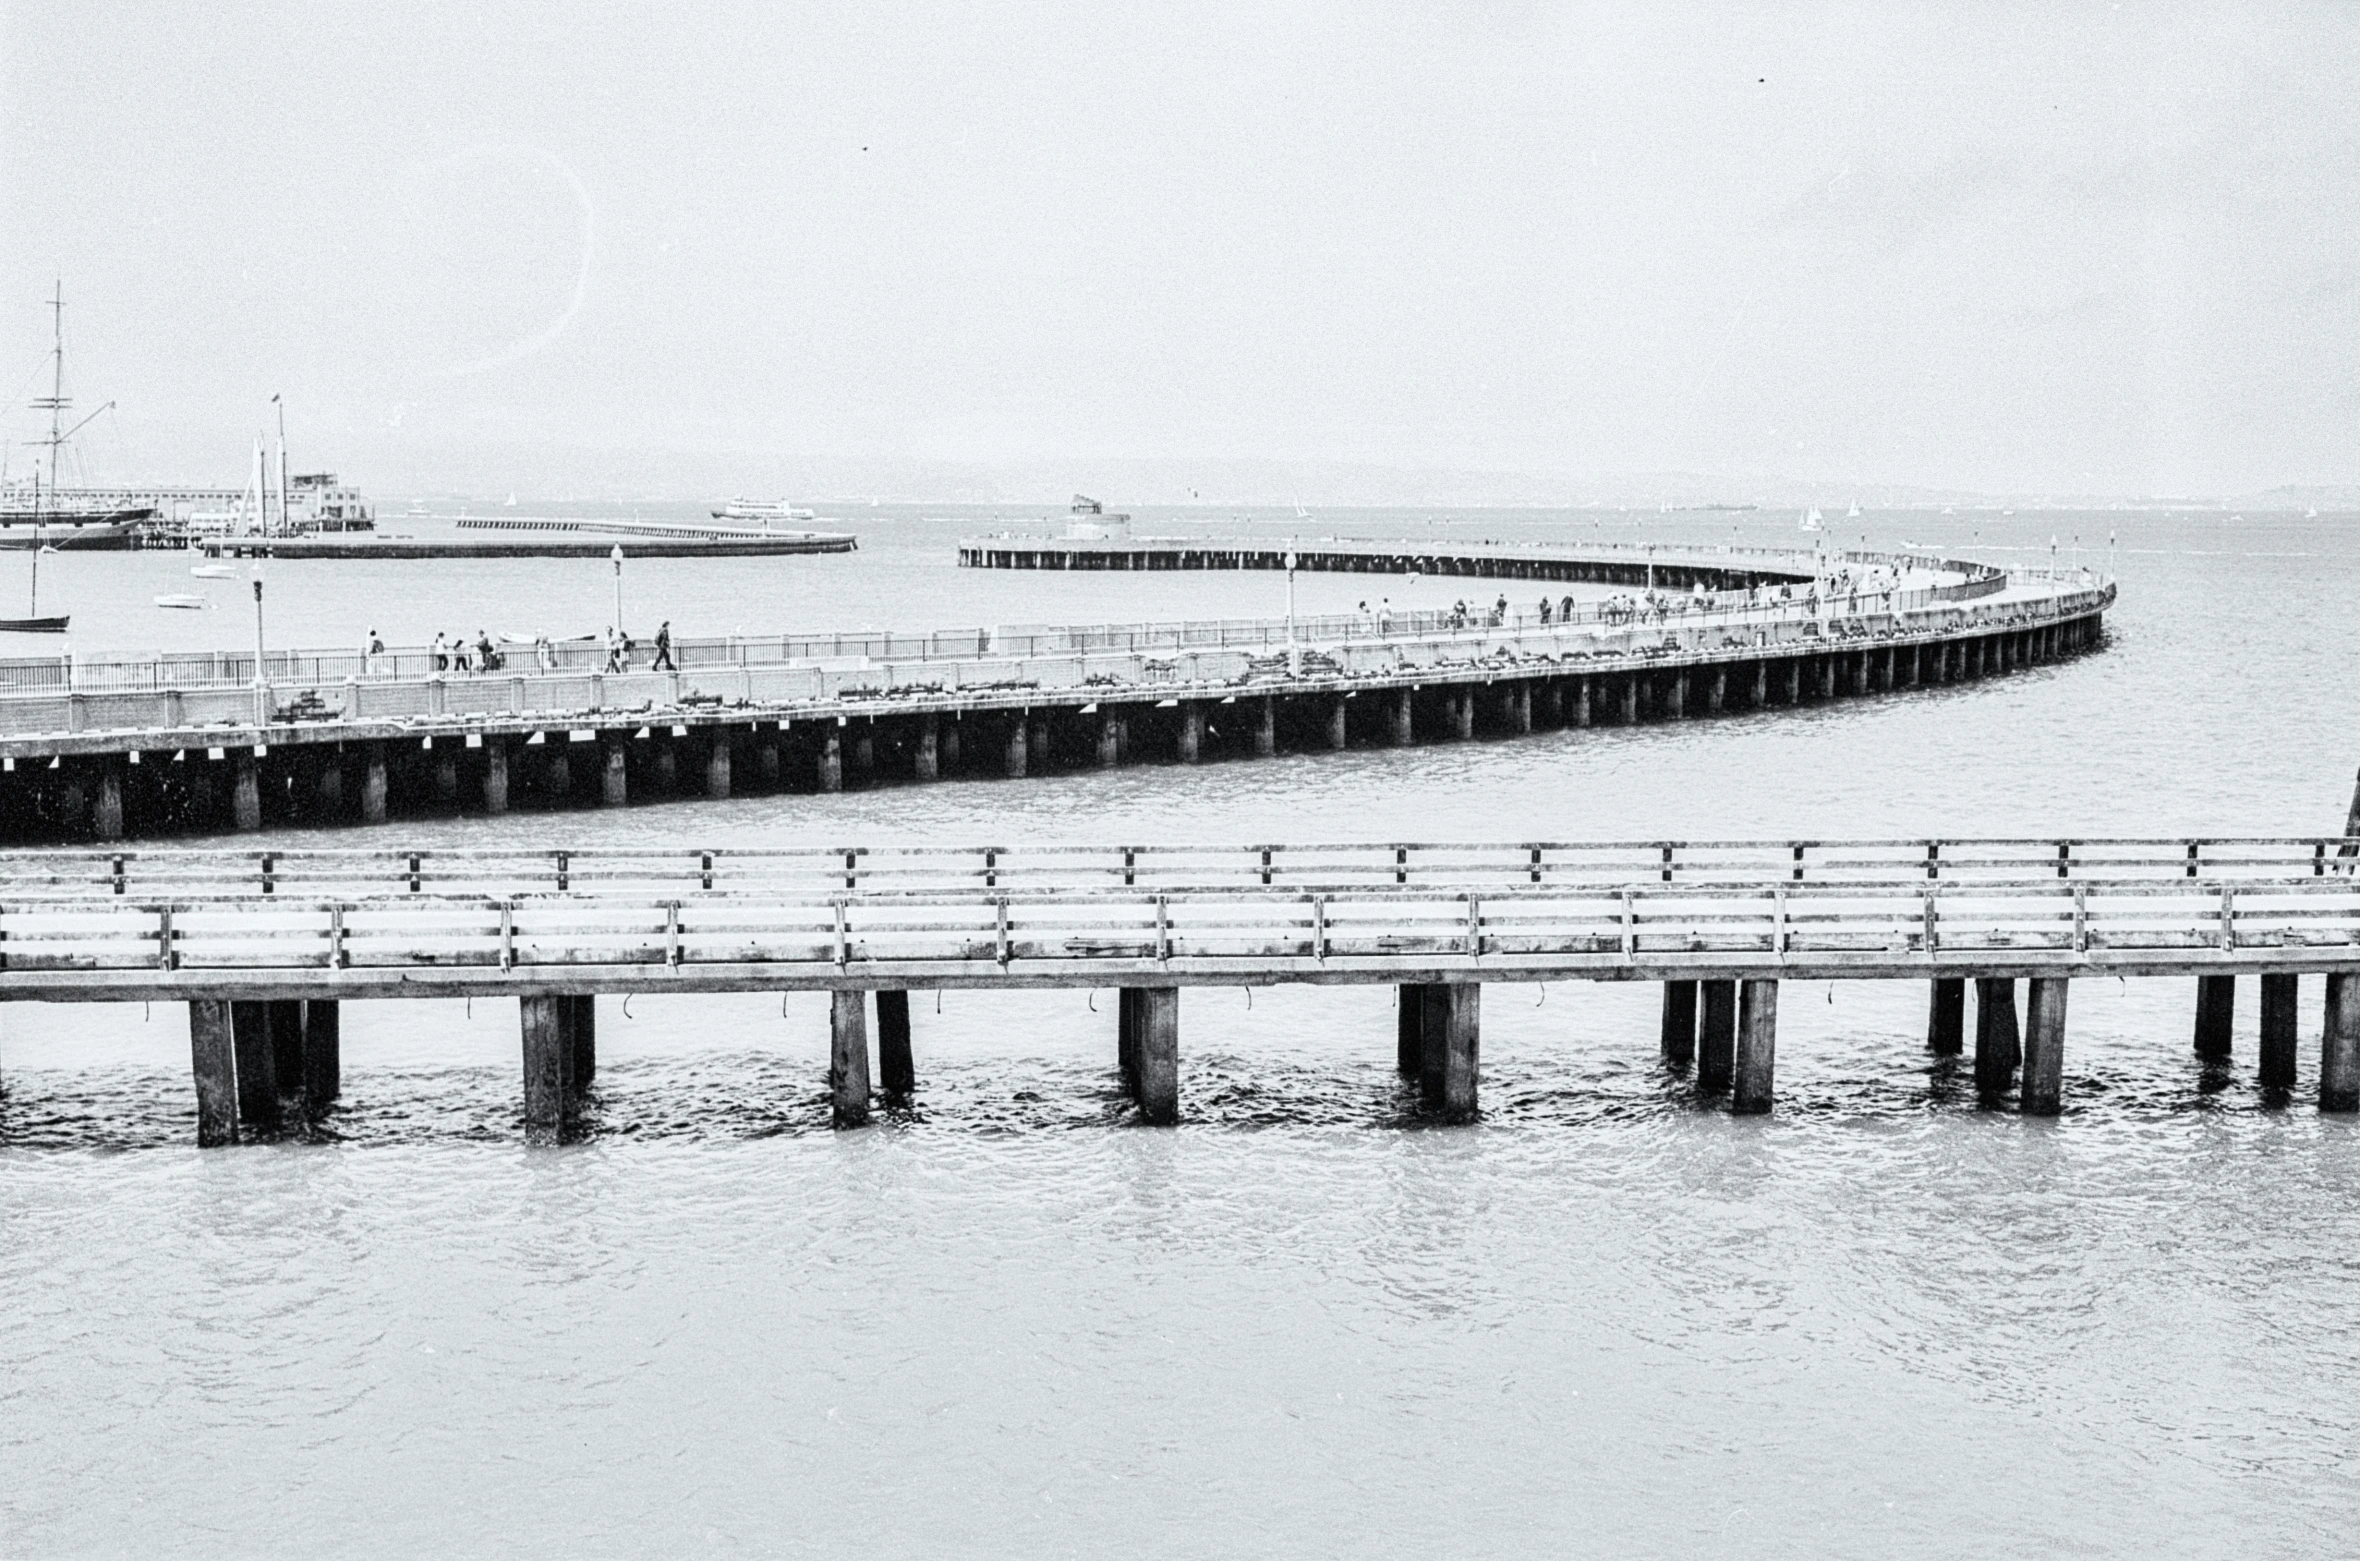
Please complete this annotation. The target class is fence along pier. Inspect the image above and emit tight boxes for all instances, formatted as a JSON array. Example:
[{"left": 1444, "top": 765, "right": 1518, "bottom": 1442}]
[
  {"left": 5, "top": 834, "right": 2360, "bottom": 1143},
  {"left": 0, "top": 541, "right": 2108, "bottom": 844}
]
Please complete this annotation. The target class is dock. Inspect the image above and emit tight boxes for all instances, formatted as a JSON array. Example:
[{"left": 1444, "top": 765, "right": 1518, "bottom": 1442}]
[
  {"left": 200, "top": 525, "right": 858, "bottom": 560},
  {"left": 0, "top": 542, "right": 2111, "bottom": 843},
  {"left": 4, "top": 835, "right": 2356, "bottom": 1142}
]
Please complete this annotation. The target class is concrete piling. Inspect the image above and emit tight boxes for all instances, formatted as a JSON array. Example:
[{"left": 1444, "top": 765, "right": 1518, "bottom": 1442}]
[
  {"left": 1660, "top": 980, "right": 1698, "bottom": 1067},
  {"left": 1974, "top": 978, "right": 2021, "bottom": 1096},
  {"left": 1927, "top": 977, "right": 1965, "bottom": 1054},
  {"left": 2022, "top": 977, "right": 2067, "bottom": 1115},
  {"left": 2260, "top": 972, "right": 2299, "bottom": 1089},
  {"left": 830, "top": 988, "right": 871, "bottom": 1127},
  {"left": 1732, "top": 978, "right": 1778, "bottom": 1114},
  {"left": 1418, "top": 982, "right": 1479, "bottom": 1122},
  {"left": 1132, "top": 986, "right": 1180, "bottom": 1124},
  {"left": 2194, "top": 974, "right": 2236, "bottom": 1060},
  {"left": 876, "top": 988, "right": 914, "bottom": 1098},
  {"left": 189, "top": 999, "right": 239, "bottom": 1147},
  {"left": 2321, "top": 973, "right": 2360, "bottom": 1112}
]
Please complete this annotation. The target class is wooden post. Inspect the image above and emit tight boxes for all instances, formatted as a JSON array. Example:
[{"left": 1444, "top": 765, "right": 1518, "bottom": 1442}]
[
  {"left": 546, "top": 745, "right": 572, "bottom": 801},
  {"left": 268, "top": 999, "right": 306, "bottom": 1119},
  {"left": 1751, "top": 661, "right": 1767, "bottom": 707},
  {"left": 1660, "top": 980, "right": 1698, "bottom": 1067},
  {"left": 2194, "top": 974, "right": 2235, "bottom": 1059},
  {"left": 362, "top": 742, "right": 389, "bottom": 823},
  {"left": 565, "top": 993, "right": 596, "bottom": 1092},
  {"left": 1784, "top": 660, "right": 1802, "bottom": 703},
  {"left": 758, "top": 732, "right": 782, "bottom": 787},
  {"left": 1397, "top": 983, "right": 1426, "bottom": 1076},
  {"left": 434, "top": 746, "right": 460, "bottom": 806},
  {"left": 2260, "top": 972, "right": 2299, "bottom": 1089},
  {"left": 2321, "top": 973, "right": 2360, "bottom": 1112},
  {"left": 1178, "top": 703, "right": 1205, "bottom": 763},
  {"left": 233, "top": 749, "right": 262, "bottom": 831},
  {"left": 914, "top": 714, "right": 939, "bottom": 780},
  {"left": 2022, "top": 977, "right": 2067, "bottom": 1115},
  {"left": 941, "top": 719, "right": 962, "bottom": 773},
  {"left": 1118, "top": 986, "right": 1140, "bottom": 1093},
  {"left": 1513, "top": 683, "right": 1532, "bottom": 733},
  {"left": 1620, "top": 677, "right": 1638, "bottom": 723},
  {"left": 1732, "top": 978, "right": 1778, "bottom": 1114},
  {"left": 1419, "top": 982, "right": 1479, "bottom": 1122},
  {"left": 1327, "top": 697, "right": 1348, "bottom": 749},
  {"left": 1700, "top": 979, "right": 1737, "bottom": 1083},
  {"left": 1706, "top": 668, "right": 1724, "bottom": 713},
  {"left": 520, "top": 994, "right": 571, "bottom": 1142},
  {"left": 1004, "top": 719, "right": 1027, "bottom": 778},
  {"left": 820, "top": 729, "right": 844, "bottom": 790},
  {"left": 652, "top": 740, "right": 678, "bottom": 794},
  {"left": 1254, "top": 697, "right": 1276, "bottom": 757},
  {"left": 876, "top": 989, "right": 914, "bottom": 1098},
  {"left": 602, "top": 738, "right": 628, "bottom": 805},
  {"left": 854, "top": 728, "right": 876, "bottom": 778},
  {"left": 302, "top": 998, "right": 340, "bottom": 1115},
  {"left": 231, "top": 1000, "right": 279, "bottom": 1130},
  {"left": 1392, "top": 688, "right": 1413, "bottom": 745},
  {"left": 1096, "top": 713, "right": 1120, "bottom": 767},
  {"left": 705, "top": 733, "right": 731, "bottom": 799},
  {"left": 1927, "top": 977, "right": 1965, "bottom": 1054},
  {"left": 1665, "top": 672, "right": 1686, "bottom": 718},
  {"left": 189, "top": 999, "right": 239, "bottom": 1147},
  {"left": 1452, "top": 690, "right": 1474, "bottom": 740},
  {"left": 1974, "top": 977, "right": 2020, "bottom": 1096},
  {"left": 830, "top": 988, "right": 871, "bottom": 1127},
  {"left": 93, "top": 758, "right": 124, "bottom": 840},
  {"left": 1574, "top": 678, "right": 1591, "bottom": 727},
  {"left": 1134, "top": 987, "right": 1179, "bottom": 1124},
  {"left": 482, "top": 737, "right": 509, "bottom": 814}
]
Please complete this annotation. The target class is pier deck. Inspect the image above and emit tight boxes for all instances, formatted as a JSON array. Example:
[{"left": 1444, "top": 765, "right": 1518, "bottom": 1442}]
[{"left": 4, "top": 836, "right": 2356, "bottom": 1140}]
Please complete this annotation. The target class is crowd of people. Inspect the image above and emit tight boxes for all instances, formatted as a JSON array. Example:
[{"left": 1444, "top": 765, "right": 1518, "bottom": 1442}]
[{"left": 359, "top": 620, "right": 679, "bottom": 676}]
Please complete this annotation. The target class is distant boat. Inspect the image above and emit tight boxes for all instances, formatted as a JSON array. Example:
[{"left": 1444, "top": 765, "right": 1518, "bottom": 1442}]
[
  {"left": 0, "top": 614, "right": 67, "bottom": 633},
  {"left": 714, "top": 498, "right": 817, "bottom": 522},
  {"left": 2307, "top": 507, "right": 2321, "bottom": 518},
  {"left": 1846, "top": 501, "right": 1862, "bottom": 518},
  {"left": 1799, "top": 507, "right": 1823, "bottom": 532},
  {"left": 503, "top": 492, "right": 518, "bottom": 507},
  {"left": 190, "top": 563, "right": 235, "bottom": 578},
  {"left": 154, "top": 592, "right": 209, "bottom": 610}
]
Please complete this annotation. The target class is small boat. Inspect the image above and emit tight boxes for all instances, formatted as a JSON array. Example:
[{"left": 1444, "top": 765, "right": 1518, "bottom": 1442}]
[
  {"left": 1798, "top": 506, "right": 1823, "bottom": 532},
  {"left": 0, "top": 615, "right": 68, "bottom": 632},
  {"left": 154, "top": 592, "right": 209, "bottom": 610},
  {"left": 713, "top": 498, "right": 817, "bottom": 522},
  {"left": 1846, "top": 501, "right": 1862, "bottom": 518},
  {"left": 503, "top": 492, "right": 518, "bottom": 507},
  {"left": 190, "top": 563, "right": 235, "bottom": 578}
]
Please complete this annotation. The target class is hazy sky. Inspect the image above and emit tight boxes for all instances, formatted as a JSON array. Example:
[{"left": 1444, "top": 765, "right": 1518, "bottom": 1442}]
[{"left": 3, "top": 2, "right": 2356, "bottom": 498}]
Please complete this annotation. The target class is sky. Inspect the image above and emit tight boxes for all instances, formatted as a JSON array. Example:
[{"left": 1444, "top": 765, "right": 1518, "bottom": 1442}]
[{"left": 2, "top": 1, "right": 2356, "bottom": 501}]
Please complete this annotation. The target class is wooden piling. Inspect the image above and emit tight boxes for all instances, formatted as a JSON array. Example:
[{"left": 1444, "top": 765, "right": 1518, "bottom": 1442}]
[
  {"left": 94, "top": 760, "right": 124, "bottom": 840},
  {"left": 1660, "top": 980, "right": 1698, "bottom": 1067},
  {"left": 602, "top": 739, "right": 629, "bottom": 805},
  {"left": 482, "top": 737, "right": 509, "bottom": 814},
  {"left": 820, "top": 729, "right": 845, "bottom": 790},
  {"left": 545, "top": 745, "right": 572, "bottom": 802},
  {"left": 1927, "top": 977, "right": 1965, "bottom": 1054},
  {"left": 434, "top": 747, "right": 460, "bottom": 806},
  {"left": 1707, "top": 669, "right": 1725, "bottom": 713},
  {"left": 1574, "top": 679, "right": 1591, "bottom": 727},
  {"left": 1620, "top": 677, "right": 1639, "bottom": 723},
  {"left": 941, "top": 719, "right": 962, "bottom": 773},
  {"left": 520, "top": 994, "right": 571, "bottom": 1141},
  {"left": 1974, "top": 978, "right": 2020, "bottom": 1096},
  {"left": 2260, "top": 972, "right": 2298, "bottom": 1089},
  {"left": 2022, "top": 977, "right": 2067, "bottom": 1115},
  {"left": 231, "top": 1000, "right": 279, "bottom": 1129},
  {"left": 1750, "top": 662, "right": 1767, "bottom": 707},
  {"left": 1397, "top": 983, "right": 1427, "bottom": 1075},
  {"left": 1419, "top": 982, "right": 1479, "bottom": 1122},
  {"left": 830, "top": 988, "right": 871, "bottom": 1127},
  {"left": 1327, "top": 697, "right": 1348, "bottom": 749},
  {"left": 1784, "top": 661, "right": 1802, "bottom": 703},
  {"left": 1696, "top": 991, "right": 1734, "bottom": 1093},
  {"left": 233, "top": 750, "right": 262, "bottom": 831},
  {"left": 1117, "top": 986, "right": 1140, "bottom": 1092},
  {"left": 1178, "top": 703, "right": 1205, "bottom": 762},
  {"left": 1391, "top": 688, "right": 1413, "bottom": 745},
  {"left": 565, "top": 993, "right": 596, "bottom": 1092},
  {"left": 189, "top": 999, "right": 239, "bottom": 1147},
  {"left": 705, "top": 734, "right": 731, "bottom": 799},
  {"left": 1701, "top": 979, "right": 1737, "bottom": 1087},
  {"left": 758, "top": 733, "right": 782, "bottom": 787},
  {"left": 1666, "top": 672, "right": 1686, "bottom": 719},
  {"left": 1096, "top": 713, "right": 1120, "bottom": 767},
  {"left": 2321, "top": 973, "right": 2360, "bottom": 1112},
  {"left": 1005, "top": 720, "right": 1029, "bottom": 778},
  {"left": 362, "top": 743, "right": 388, "bottom": 822},
  {"left": 1513, "top": 683, "right": 1533, "bottom": 733},
  {"left": 915, "top": 714, "right": 939, "bottom": 780},
  {"left": 268, "top": 999, "right": 306, "bottom": 1118},
  {"left": 876, "top": 989, "right": 914, "bottom": 1098},
  {"left": 2194, "top": 974, "right": 2235, "bottom": 1059},
  {"left": 1732, "top": 978, "right": 1778, "bottom": 1114},
  {"left": 302, "top": 999, "right": 340, "bottom": 1114},
  {"left": 1133, "top": 987, "right": 1179, "bottom": 1124},
  {"left": 1254, "top": 697, "right": 1276, "bottom": 756},
  {"left": 1453, "top": 691, "right": 1474, "bottom": 740}
]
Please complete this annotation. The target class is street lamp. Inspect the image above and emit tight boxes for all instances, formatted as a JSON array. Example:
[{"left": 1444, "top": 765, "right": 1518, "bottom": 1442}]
[
  {"left": 1284, "top": 544, "right": 1300, "bottom": 677},
  {"left": 610, "top": 544, "right": 625, "bottom": 632},
  {"left": 251, "top": 557, "right": 269, "bottom": 721}
]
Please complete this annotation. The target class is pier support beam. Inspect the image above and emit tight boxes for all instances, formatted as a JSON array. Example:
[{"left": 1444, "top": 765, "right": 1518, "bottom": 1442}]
[
  {"left": 602, "top": 739, "right": 628, "bottom": 806},
  {"left": 482, "top": 738, "right": 509, "bottom": 815},
  {"left": 268, "top": 1000, "right": 306, "bottom": 1120},
  {"left": 1397, "top": 983, "right": 1427, "bottom": 1075},
  {"left": 520, "top": 995, "right": 576, "bottom": 1142},
  {"left": 1620, "top": 678, "right": 1638, "bottom": 723},
  {"left": 915, "top": 714, "right": 939, "bottom": 781},
  {"left": 93, "top": 759, "right": 124, "bottom": 840},
  {"left": 1732, "top": 979, "right": 1778, "bottom": 1114},
  {"left": 1179, "top": 703, "right": 1205, "bottom": 763},
  {"left": 1574, "top": 679, "right": 1591, "bottom": 727},
  {"left": 2260, "top": 972, "right": 2299, "bottom": 1090},
  {"left": 362, "top": 743, "right": 389, "bottom": 823},
  {"left": 1254, "top": 697, "right": 1276, "bottom": 757},
  {"left": 1512, "top": 683, "right": 1532, "bottom": 733},
  {"left": 563, "top": 994, "right": 595, "bottom": 1093},
  {"left": 1974, "top": 978, "right": 2021, "bottom": 1097},
  {"left": 941, "top": 720, "right": 961, "bottom": 773},
  {"left": 1927, "top": 977, "right": 1965, "bottom": 1054},
  {"left": 1392, "top": 689, "right": 1414, "bottom": 745},
  {"left": 876, "top": 989, "right": 914, "bottom": 1099},
  {"left": 302, "top": 999, "right": 340, "bottom": 1115},
  {"left": 2322, "top": 974, "right": 2360, "bottom": 1112},
  {"left": 1418, "top": 982, "right": 1479, "bottom": 1122},
  {"left": 1128, "top": 987, "right": 1179, "bottom": 1124},
  {"left": 819, "top": 729, "right": 844, "bottom": 790},
  {"left": 2021, "top": 977, "right": 2067, "bottom": 1115},
  {"left": 2194, "top": 975, "right": 2236, "bottom": 1060},
  {"left": 233, "top": 750, "right": 262, "bottom": 832},
  {"left": 1696, "top": 979, "right": 1737, "bottom": 1093},
  {"left": 705, "top": 734, "right": 731, "bottom": 799},
  {"left": 651, "top": 741, "right": 678, "bottom": 795},
  {"left": 434, "top": 746, "right": 460, "bottom": 807},
  {"left": 829, "top": 989, "right": 871, "bottom": 1127},
  {"left": 1452, "top": 690, "right": 1474, "bottom": 740},
  {"left": 230, "top": 1000, "right": 278, "bottom": 1131},
  {"left": 1328, "top": 697, "right": 1348, "bottom": 750},
  {"left": 1004, "top": 720, "right": 1028, "bottom": 779},
  {"left": 1096, "top": 713, "right": 1120, "bottom": 767},
  {"left": 1660, "top": 980, "right": 1698, "bottom": 1067},
  {"left": 189, "top": 1000, "right": 239, "bottom": 1147}
]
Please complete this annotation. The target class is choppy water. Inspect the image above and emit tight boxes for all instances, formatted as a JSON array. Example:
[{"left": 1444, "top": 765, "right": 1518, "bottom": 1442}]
[{"left": 6, "top": 506, "right": 2360, "bottom": 1557}]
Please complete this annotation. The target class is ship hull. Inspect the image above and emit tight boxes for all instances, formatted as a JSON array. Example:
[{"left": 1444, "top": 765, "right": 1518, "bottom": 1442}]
[{"left": 0, "top": 507, "right": 155, "bottom": 550}]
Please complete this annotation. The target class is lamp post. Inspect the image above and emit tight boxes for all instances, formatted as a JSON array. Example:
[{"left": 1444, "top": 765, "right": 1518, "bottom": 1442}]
[
  {"left": 610, "top": 544, "right": 625, "bottom": 633},
  {"left": 251, "top": 558, "right": 269, "bottom": 721},
  {"left": 1285, "top": 543, "right": 1299, "bottom": 677}
]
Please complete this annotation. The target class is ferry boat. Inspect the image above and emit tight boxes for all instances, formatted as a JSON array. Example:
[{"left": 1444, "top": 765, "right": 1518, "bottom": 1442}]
[{"left": 712, "top": 498, "right": 817, "bottom": 522}]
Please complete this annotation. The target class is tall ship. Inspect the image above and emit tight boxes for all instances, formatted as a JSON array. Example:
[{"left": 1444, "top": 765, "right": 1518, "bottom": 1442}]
[{"left": 0, "top": 283, "right": 153, "bottom": 551}]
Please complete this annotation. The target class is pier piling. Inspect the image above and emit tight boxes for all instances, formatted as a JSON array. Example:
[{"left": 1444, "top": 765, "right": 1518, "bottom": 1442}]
[
  {"left": 876, "top": 989, "right": 914, "bottom": 1099},
  {"left": 2022, "top": 978, "right": 2067, "bottom": 1115},
  {"left": 1132, "top": 987, "right": 1180, "bottom": 1124},
  {"left": 1701, "top": 979, "right": 1738, "bottom": 1090},
  {"left": 829, "top": 989, "right": 871, "bottom": 1127},
  {"left": 2194, "top": 975, "right": 2236, "bottom": 1060},
  {"left": 483, "top": 739, "right": 509, "bottom": 814},
  {"left": 1179, "top": 703, "right": 1205, "bottom": 763},
  {"left": 1732, "top": 979, "right": 1778, "bottom": 1114},
  {"left": 188, "top": 1000, "right": 238, "bottom": 1147},
  {"left": 1419, "top": 983, "right": 1479, "bottom": 1121},
  {"left": 602, "top": 740, "right": 628, "bottom": 806},
  {"left": 915, "top": 714, "right": 939, "bottom": 780},
  {"left": 1927, "top": 977, "right": 1965, "bottom": 1054},
  {"left": 1398, "top": 983, "right": 1427, "bottom": 1075},
  {"left": 302, "top": 999, "right": 340, "bottom": 1114},
  {"left": 1004, "top": 721, "right": 1027, "bottom": 779},
  {"left": 1391, "top": 689, "right": 1413, "bottom": 745},
  {"left": 2322, "top": 974, "right": 2360, "bottom": 1112},
  {"left": 231, "top": 1000, "right": 278, "bottom": 1129},
  {"left": 704, "top": 735, "right": 731, "bottom": 799},
  {"left": 565, "top": 994, "right": 595, "bottom": 1093},
  {"left": 233, "top": 751, "right": 261, "bottom": 831},
  {"left": 519, "top": 995, "right": 573, "bottom": 1141},
  {"left": 1974, "top": 978, "right": 2021, "bottom": 1096},
  {"left": 1660, "top": 980, "right": 1698, "bottom": 1067},
  {"left": 2260, "top": 973, "right": 2299, "bottom": 1089}
]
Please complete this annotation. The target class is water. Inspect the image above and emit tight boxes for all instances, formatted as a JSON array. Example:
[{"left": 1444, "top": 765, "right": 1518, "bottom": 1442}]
[{"left": 5, "top": 507, "right": 2359, "bottom": 1556}]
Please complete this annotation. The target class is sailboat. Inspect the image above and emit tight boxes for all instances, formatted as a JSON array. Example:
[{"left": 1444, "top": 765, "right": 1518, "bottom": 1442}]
[
  {"left": 1846, "top": 500, "right": 1862, "bottom": 518},
  {"left": 1798, "top": 506, "right": 1823, "bottom": 532},
  {"left": 1, "top": 474, "right": 68, "bottom": 631}
]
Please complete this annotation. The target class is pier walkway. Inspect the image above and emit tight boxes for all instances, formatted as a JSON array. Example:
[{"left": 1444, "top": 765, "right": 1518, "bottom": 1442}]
[
  {"left": 0, "top": 542, "right": 2111, "bottom": 843},
  {"left": 3, "top": 835, "right": 2356, "bottom": 1143}
]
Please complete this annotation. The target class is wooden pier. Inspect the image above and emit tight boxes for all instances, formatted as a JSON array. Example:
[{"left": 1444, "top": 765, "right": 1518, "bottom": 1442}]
[
  {"left": 0, "top": 542, "right": 2111, "bottom": 843},
  {"left": 4, "top": 835, "right": 2359, "bottom": 1142}
]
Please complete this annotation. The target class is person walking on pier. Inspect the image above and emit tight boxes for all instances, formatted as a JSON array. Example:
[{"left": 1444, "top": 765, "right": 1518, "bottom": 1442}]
[
  {"left": 430, "top": 632, "right": 449, "bottom": 673},
  {"left": 652, "top": 620, "right": 676, "bottom": 671},
  {"left": 604, "top": 625, "right": 624, "bottom": 673},
  {"left": 362, "top": 628, "right": 384, "bottom": 676}
]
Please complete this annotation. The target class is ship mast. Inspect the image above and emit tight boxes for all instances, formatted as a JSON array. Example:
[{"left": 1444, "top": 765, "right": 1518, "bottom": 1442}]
[{"left": 26, "top": 281, "right": 68, "bottom": 613}]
